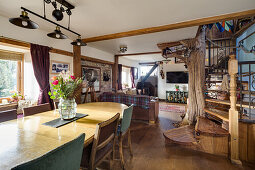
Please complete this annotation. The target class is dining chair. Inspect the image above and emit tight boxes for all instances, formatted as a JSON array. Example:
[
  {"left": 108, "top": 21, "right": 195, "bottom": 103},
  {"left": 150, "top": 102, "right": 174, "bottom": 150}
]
[
  {"left": 11, "top": 133, "right": 85, "bottom": 170},
  {"left": 80, "top": 113, "right": 120, "bottom": 170},
  {"left": 118, "top": 105, "right": 134, "bottom": 169},
  {"left": 23, "top": 103, "right": 51, "bottom": 116},
  {"left": 0, "top": 109, "right": 17, "bottom": 123}
]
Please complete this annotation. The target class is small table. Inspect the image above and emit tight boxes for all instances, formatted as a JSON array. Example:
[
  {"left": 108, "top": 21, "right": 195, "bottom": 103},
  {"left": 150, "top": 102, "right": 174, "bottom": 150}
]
[{"left": 0, "top": 102, "right": 127, "bottom": 170}]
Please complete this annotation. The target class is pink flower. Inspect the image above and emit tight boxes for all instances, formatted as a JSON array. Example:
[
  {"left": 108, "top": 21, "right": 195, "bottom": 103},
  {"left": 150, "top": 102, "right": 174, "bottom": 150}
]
[
  {"left": 52, "top": 80, "right": 59, "bottom": 85},
  {"left": 70, "top": 75, "right": 75, "bottom": 80}
]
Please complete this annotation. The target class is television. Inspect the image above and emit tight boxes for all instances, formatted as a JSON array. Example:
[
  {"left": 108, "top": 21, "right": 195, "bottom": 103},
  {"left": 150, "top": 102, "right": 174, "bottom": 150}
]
[{"left": 166, "top": 72, "right": 188, "bottom": 83}]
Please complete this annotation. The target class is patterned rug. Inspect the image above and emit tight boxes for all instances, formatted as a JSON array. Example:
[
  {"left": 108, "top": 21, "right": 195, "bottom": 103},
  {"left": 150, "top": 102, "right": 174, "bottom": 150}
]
[{"left": 159, "top": 103, "right": 186, "bottom": 113}]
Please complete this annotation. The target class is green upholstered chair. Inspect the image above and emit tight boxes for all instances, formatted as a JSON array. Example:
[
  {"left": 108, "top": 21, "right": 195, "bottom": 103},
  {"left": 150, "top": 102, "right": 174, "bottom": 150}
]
[
  {"left": 12, "top": 133, "right": 85, "bottom": 170},
  {"left": 118, "top": 105, "right": 134, "bottom": 169}
]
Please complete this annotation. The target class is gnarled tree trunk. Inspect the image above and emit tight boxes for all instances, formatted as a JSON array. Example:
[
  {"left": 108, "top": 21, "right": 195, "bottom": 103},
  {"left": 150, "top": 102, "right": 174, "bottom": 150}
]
[{"left": 182, "top": 28, "right": 206, "bottom": 124}]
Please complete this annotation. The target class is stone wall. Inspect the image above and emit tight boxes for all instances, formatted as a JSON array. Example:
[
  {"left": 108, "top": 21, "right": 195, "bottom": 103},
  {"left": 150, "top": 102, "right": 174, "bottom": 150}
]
[{"left": 81, "top": 60, "right": 112, "bottom": 103}]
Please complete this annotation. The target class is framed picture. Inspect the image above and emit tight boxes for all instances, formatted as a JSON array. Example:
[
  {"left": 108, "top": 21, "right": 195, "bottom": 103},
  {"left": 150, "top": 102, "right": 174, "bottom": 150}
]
[
  {"left": 134, "top": 67, "right": 138, "bottom": 80},
  {"left": 50, "top": 60, "right": 70, "bottom": 74},
  {"left": 81, "top": 66, "right": 101, "bottom": 93}
]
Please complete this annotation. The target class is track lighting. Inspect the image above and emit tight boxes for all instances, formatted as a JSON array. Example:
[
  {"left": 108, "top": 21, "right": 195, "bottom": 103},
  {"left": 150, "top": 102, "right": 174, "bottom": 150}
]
[
  {"left": 9, "top": 11, "right": 39, "bottom": 29},
  {"left": 47, "top": 26, "right": 68, "bottom": 39},
  {"left": 71, "top": 36, "right": 87, "bottom": 46}
]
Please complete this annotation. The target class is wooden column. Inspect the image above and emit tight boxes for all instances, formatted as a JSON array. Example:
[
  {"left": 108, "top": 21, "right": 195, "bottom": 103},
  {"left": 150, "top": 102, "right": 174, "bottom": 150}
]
[
  {"left": 73, "top": 45, "right": 82, "bottom": 104},
  {"left": 228, "top": 54, "right": 241, "bottom": 165},
  {"left": 112, "top": 55, "right": 119, "bottom": 91}
]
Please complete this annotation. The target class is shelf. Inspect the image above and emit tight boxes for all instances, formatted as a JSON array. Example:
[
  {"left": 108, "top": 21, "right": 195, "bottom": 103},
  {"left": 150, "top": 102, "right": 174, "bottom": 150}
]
[
  {"left": 204, "top": 107, "right": 229, "bottom": 122},
  {"left": 205, "top": 98, "right": 254, "bottom": 109}
]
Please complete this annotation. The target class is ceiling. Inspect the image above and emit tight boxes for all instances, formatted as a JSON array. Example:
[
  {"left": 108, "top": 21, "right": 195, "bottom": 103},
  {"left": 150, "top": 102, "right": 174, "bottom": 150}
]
[
  {"left": 122, "top": 54, "right": 164, "bottom": 63},
  {"left": 0, "top": 0, "right": 254, "bottom": 61}
]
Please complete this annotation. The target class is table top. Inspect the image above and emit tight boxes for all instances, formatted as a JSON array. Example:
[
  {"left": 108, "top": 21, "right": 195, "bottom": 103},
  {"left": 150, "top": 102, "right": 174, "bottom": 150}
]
[{"left": 0, "top": 102, "right": 127, "bottom": 170}]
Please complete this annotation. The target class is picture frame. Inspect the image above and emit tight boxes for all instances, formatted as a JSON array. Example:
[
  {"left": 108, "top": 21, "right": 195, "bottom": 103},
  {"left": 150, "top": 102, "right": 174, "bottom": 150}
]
[
  {"left": 50, "top": 60, "right": 70, "bottom": 74},
  {"left": 81, "top": 65, "right": 101, "bottom": 93}
]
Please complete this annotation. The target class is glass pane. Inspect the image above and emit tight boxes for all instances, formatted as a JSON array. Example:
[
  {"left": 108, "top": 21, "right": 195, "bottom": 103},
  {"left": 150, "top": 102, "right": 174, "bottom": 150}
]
[
  {"left": 141, "top": 65, "right": 158, "bottom": 76},
  {"left": 0, "top": 59, "right": 18, "bottom": 97}
]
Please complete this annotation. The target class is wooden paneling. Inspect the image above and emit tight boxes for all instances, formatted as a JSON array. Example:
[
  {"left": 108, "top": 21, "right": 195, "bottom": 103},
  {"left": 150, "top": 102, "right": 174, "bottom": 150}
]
[
  {"left": 239, "top": 122, "right": 255, "bottom": 163},
  {"left": 82, "top": 9, "right": 255, "bottom": 43}
]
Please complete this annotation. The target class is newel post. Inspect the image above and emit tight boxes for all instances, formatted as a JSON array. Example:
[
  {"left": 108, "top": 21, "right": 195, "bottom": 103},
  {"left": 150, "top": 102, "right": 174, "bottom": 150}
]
[{"left": 228, "top": 54, "right": 241, "bottom": 165}]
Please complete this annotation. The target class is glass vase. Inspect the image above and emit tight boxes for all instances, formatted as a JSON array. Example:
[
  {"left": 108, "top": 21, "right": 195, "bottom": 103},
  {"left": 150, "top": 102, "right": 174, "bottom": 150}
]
[{"left": 58, "top": 98, "right": 77, "bottom": 120}]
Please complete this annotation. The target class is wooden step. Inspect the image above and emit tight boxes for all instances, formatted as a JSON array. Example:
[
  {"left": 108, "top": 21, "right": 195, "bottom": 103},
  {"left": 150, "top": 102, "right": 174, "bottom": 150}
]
[
  {"left": 204, "top": 107, "right": 229, "bottom": 122},
  {"left": 205, "top": 98, "right": 253, "bottom": 109},
  {"left": 163, "top": 125, "right": 197, "bottom": 146},
  {"left": 195, "top": 117, "right": 229, "bottom": 137}
]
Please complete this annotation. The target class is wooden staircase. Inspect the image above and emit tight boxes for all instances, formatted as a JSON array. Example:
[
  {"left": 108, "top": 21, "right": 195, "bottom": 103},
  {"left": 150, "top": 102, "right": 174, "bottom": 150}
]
[{"left": 163, "top": 117, "right": 229, "bottom": 156}]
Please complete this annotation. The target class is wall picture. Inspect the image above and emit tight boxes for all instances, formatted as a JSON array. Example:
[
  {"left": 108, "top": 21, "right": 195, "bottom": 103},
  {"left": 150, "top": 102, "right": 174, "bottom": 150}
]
[
  {"left": 82, "top": 66, "right": 101, "bottom": 93},
  {"left": 51, "top": 60, "right": 70, "bottom": 74}
]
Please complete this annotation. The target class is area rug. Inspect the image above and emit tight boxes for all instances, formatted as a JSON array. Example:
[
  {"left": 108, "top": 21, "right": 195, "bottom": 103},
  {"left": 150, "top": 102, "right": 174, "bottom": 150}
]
[{"left": 159, "top": 104, "right": 186, "bottom": 113}]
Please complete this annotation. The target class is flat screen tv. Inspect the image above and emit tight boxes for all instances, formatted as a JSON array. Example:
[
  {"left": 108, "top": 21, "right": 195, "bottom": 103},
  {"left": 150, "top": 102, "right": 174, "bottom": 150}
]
[{"left": 166, "top": 72, "right": 188, "bottom": 83}]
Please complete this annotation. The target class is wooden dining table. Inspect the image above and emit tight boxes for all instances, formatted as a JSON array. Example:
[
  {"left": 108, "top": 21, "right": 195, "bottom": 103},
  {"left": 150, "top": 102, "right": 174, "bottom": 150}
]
[{"left": 0, "top": 102, "right": 128, "bottom": 170}]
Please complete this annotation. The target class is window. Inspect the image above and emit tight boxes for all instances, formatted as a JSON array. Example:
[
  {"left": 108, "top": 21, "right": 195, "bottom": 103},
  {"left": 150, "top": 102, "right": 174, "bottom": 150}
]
[
  {"left": 0, "top": 50, "right": 23, "bottom": 98},
  {"left": 141, "top": 65, "right": 158, "bottom": 76},
  {"left": 122, "top": 66, "right": 131, "bottom": 89}
]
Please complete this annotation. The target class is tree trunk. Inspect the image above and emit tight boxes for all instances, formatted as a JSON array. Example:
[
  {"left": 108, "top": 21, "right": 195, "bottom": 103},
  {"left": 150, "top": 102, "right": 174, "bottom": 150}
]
[{"left": 183, "top": 28, "right": 206, "bottom": 124}]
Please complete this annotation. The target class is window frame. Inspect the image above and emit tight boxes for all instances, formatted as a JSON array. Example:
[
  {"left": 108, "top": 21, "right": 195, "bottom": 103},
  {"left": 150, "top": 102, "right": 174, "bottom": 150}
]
[{"left": 0, "top": 52, "right": 24, "bottom": 102}]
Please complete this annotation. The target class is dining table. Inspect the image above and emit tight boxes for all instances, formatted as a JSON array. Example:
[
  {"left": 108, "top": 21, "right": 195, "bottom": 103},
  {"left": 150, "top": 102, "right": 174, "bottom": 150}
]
[{"left": 0, "top": 102, "right": 128, "bottom": 170}]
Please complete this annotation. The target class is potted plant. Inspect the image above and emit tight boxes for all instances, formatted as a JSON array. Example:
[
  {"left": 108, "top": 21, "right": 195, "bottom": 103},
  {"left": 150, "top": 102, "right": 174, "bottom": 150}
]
[
  {"left": 48, "top": 71, "right": 82, "bottom": 120},
  {"left": 175, "top": 85, "right": 180, "bottom": 91},
  {"left": 10, "top": 91, "right": 24, "bottom": 103}
]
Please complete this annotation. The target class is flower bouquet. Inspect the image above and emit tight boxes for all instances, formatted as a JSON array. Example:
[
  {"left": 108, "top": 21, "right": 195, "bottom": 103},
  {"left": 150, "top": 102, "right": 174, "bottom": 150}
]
[
  {"left": 10, "top": 91, "right": 24, "bottom": 103},
  {"left": 49, "top": 71, "right": 82, "bottom": 120}
]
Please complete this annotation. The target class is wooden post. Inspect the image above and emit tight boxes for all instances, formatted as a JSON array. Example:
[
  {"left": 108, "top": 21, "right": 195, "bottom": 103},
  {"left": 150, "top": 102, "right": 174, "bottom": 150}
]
[
  {"left": 112, "top": 55, "right": 119, "bottom": 91},
  {"left": 228, "top": 54, "right": 242, "bottom": 165},
  {"left": 73, "top": 45, "right": 82, "bottom": 104}
]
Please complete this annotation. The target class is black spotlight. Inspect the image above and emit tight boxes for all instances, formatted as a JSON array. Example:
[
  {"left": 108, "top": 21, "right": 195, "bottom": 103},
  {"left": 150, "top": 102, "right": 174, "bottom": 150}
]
[
  {"left": 9, "top": 11, "right": 39, "bottom": 29},
  {"left": 71, "top": 36, "right": 87, "bottom": 46},
  {"left": 47, "top": 26, "right": 68, "bottom": 39},
  {"left": 52, "top": 9, "right": 64, "bottom": 21}
]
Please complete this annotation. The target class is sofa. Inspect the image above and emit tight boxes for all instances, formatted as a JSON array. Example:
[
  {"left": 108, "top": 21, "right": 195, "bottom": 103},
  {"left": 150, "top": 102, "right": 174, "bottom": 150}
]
[{"left": 99, "top": 92, "right": 159, "bottom": 124}]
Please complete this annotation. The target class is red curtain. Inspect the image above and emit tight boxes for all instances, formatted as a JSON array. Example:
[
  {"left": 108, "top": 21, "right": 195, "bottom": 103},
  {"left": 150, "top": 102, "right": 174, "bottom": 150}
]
[
  {"left": 118, "top": 64, "right": 122, "bottom": 90},
  {"left": 130, "top": 67, "right": 135, "bottom": 88},
  {"left": 30, "top": 43, "right": 53, "bottom": 108}
]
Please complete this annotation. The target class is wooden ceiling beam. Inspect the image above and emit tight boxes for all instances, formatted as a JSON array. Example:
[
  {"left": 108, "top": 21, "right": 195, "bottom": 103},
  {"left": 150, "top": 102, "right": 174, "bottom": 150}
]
[
  {"left": 117, "top": 51, "right": 161, "bottom": 57},
  {"left": 82, "top": 9, "right": 255, "bottom": 43},
  {"left": 157, "top": 41, "right": 183, "bottom": 50}
]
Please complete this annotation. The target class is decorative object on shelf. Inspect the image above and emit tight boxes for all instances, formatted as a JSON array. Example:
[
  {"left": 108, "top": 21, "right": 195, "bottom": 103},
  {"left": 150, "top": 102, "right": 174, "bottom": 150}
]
[
  {"left": 10, "top": 91, "right": 24, "bottom": 103},
  {"left": 160, "top": 69, "right": 165, "bottom": 79},
  {"left": 48, "top": 71, "right": 82, "bottom": 120},
  {"left": 175, "top": 85, "right": 180, "bottom": 91},
  {"left": 166, "top": 91, "right": 188, "bottom": 104},
  {"left": 119, "top": 45, "right": 128, "bottom": 53},
  {"left": 50, "top": 60, "right": 70, "bottom": 74},
  {"left": 9, "top": 0, "right": 86, "bottom": 46}
]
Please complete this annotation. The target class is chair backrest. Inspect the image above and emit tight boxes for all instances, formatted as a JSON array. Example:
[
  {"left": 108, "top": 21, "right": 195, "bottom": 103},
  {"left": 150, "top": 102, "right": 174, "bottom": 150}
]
[
  {"left": 90, "top": 113, "right": 120, "bottom": 166},
  {"left": 121, "top": 105, "right": 134, "bottom": 133},
  {"left": 12, "top": 133, "right": 85, "bottom": 170},
  {"left": 0, "top": 109, "right": 17, "bottom": 123},
  {"left": 23, "top": 103, "right": 51, "bottom": 116}
]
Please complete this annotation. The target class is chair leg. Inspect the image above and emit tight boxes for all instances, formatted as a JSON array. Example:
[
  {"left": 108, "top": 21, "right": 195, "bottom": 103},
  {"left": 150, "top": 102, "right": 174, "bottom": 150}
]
[
  {"left": 119, "top": 136, "right": 125, "bottom": 169},
  {"left": 128, "top": 129, "right": 133, "bottom": 157}
]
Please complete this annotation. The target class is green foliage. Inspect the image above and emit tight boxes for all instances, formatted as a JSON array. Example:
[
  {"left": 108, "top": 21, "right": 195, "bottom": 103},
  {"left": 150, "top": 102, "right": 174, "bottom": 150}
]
[
  {"left": 0, "top": 60, "right": 17, "bottom": 97},
  {"left": 48, "top": 74, "right": 82, "bottom": 100}
]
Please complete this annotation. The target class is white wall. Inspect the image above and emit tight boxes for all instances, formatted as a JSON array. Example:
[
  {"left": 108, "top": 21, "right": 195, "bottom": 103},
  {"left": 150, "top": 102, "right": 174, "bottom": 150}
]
[{"left": 158, "top": 62, "right": 188, "bottom": 99}]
